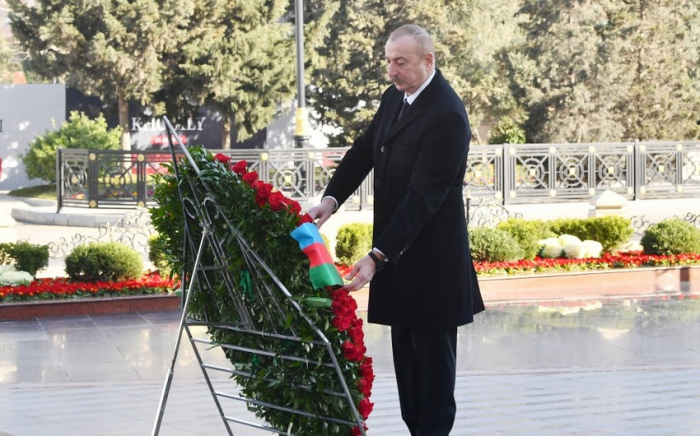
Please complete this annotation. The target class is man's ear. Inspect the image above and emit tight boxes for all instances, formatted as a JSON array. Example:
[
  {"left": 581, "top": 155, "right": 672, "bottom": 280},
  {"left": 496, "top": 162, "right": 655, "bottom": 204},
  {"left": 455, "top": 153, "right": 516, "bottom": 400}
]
[{"left": 425, "top": 53, "right": 434, "bottom": 70}]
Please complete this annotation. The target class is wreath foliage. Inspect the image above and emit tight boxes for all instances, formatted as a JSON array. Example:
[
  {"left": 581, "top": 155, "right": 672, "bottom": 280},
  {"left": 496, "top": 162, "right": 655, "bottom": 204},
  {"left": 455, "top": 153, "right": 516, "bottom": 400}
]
[{"left": 150, "top": 147, "right": 373, "bottom": 435}]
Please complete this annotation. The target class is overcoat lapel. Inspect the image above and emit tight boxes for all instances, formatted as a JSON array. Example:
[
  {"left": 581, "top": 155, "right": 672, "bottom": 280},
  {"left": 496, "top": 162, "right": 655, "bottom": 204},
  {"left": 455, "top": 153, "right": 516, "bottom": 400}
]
[
  {"left": 382, "top": 102, "right": 423, "bottom": 144},
  {"left": 380, "top": 73, "right": 442, "bottom": 146}
]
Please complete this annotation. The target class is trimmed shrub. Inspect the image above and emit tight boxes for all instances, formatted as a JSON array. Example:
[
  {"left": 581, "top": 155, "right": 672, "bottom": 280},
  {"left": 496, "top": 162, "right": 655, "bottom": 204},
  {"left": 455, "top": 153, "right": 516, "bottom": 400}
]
[
  {"left": 320, "top": 232, "right": 331, "bottom": 249},
  {"left": 148, "top": 234, "right": 175, "bottom": 278},
  {"left": 0, "top": 241, "right": 49, "bottom": 276},
  {"left": 497, "top": 218, "right": 554, "bottom": 260},
  {"left": 469, "top": 227, "right": 524, "bottom": 262},
  {"left": 335, "top": 223, "right": 373, "bottom": 265},
  {"left": 548, "top": 215, "right": 632, "bottom": 253},
  {"left": 22, "top": 111, "right": 121, "bottom": 184},
  {"left": 65, "top": 242, "right": 143, "bottom": 282},
  {"left": 641, "top": 219, "right": 700, "bottom": 256}
]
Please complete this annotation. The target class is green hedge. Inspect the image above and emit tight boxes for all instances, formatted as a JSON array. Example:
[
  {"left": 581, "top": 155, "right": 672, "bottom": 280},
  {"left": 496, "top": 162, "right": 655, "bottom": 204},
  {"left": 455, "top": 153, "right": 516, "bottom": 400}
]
[
  {"left": 22, "top": 111, "right": 121, "bottom": 184},
  {"left": 65, "top": 242, "right": 143, "bottom": 282},
  {"left": 0, "top": 241, "right": 49, "bottom": 276},
  {"left": 335, "top": 223, "right": 373, "bottom": 265},
  {"left": 331, "top": 213, "right": 635, "bottom": 265},
  {"left": 469, "top": 227, "right": 524, "bottom": 262},
  {"left": 641, "top": 219, "right": 700, "bottom": 255},
  {"left": 497, "top": 218, "right": 553, "bottom": 260}
]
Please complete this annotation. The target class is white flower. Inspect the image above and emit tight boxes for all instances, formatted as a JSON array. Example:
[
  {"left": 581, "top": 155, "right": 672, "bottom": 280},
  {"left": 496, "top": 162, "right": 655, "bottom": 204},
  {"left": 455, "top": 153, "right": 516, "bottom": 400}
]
[
  {"left": 538, "top": 237, "right": 559, "bottom": 247},
  {"left": 582, "top": 240, "right": 603, "bottom": 258},
  {"left": 539, "top": 238, "right": 564, "bottom": 258},
  {"left": 558, "top": 234, "right": 582, "bottom": 247},
  {"left": 0, "top": 264, "right": 17, "bottom": 274},
  {"left": 0, "top": 270, "right": 34, "bottom": 286},
  {"left": 563, "top": 241, "right": 585, "bottom": 259}
]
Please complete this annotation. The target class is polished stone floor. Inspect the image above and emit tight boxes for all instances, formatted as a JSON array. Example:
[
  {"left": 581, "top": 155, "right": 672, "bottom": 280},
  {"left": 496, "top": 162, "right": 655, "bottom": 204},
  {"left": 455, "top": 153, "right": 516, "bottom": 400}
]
[{"left": 1, "top": 295, "right": 700, "bottom": 435}]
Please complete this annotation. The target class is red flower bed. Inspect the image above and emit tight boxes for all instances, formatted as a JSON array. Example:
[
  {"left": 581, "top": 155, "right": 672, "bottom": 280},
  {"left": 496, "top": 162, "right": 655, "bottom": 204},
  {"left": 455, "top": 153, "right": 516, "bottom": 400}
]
[
  {"left": 0, "top": 272, "right": 176, "bottom": 303},
  {"left": 335, "top": 252, "right": 700, "bottom": 278},
  {"left": 473, "top": 251, "right": 700, "bottom": 276},
  {"left": 6, "top": 252, "right": 700, "bottom": 304}
]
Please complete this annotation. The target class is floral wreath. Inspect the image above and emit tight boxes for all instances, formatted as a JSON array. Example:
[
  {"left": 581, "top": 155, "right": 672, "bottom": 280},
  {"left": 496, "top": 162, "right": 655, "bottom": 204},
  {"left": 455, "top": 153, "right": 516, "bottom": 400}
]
[{"left": 150, "top": 147, "right": 373, "bottom": 435}]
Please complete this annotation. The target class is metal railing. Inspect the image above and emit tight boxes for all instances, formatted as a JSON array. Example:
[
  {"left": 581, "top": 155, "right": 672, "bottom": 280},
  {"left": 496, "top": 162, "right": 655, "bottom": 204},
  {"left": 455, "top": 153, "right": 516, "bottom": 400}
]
[
  {"left": 56, "top": 148, "right": 171, "bottom": 211},
  {"left": 56, "top": 140, "right": 700, "bottom": 211}
]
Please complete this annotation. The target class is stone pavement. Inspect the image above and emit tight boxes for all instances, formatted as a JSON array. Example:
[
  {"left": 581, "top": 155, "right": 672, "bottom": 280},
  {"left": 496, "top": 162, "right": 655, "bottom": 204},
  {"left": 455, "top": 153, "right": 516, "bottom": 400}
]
[
  {"left": 2, "top": 193, "right": 700, "bottom": 435},
  {"left": 1, "top": 297, "right": 700, "bottom": 436}
]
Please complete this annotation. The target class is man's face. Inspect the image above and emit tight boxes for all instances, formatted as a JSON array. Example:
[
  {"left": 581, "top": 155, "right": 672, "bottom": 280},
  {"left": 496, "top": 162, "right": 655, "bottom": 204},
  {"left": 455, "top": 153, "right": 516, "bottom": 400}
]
[{"left": 385, "top": 35, "right": 433, "bottom": 96}]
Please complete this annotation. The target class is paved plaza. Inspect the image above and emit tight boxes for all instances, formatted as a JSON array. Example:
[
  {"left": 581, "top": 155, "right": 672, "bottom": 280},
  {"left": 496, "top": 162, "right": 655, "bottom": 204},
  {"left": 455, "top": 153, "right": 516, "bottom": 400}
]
[
  {"left": 1, "top": 194, "right": 700, "bottom": 435},
  {"left": 1, "top": 297, "right": 700, "bottom": 435}
]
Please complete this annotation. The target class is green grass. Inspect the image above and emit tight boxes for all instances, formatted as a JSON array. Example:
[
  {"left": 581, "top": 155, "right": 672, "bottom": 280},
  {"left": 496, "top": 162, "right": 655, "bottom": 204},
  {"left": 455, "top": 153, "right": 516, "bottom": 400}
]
[{"left": 8, "top": 184, "right": 56, "bottom": 199}]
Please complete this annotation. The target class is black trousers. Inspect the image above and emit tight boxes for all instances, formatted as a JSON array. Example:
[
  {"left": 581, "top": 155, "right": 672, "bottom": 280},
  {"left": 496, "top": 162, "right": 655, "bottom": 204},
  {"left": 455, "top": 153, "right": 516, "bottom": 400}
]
[{"left": 391, "top": 326, "right": 458, "bottom": 436}]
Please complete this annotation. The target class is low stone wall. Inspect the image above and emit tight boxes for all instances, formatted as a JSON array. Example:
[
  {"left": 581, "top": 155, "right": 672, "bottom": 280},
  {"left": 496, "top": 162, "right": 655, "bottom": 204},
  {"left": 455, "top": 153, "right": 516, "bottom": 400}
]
[
  {"left": 478, "top": 266, "right": 700, "bottom": 303},
  {"left": 0, "top": 294, "right": 180, "bottom": 320}
]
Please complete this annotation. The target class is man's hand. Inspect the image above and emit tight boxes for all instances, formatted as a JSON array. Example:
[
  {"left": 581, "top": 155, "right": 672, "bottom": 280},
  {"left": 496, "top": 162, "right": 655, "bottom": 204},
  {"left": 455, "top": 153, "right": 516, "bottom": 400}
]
[
  {"left": 307, "top": 197, "right": 336, "bottom": 228},
  {"left": 343, "top": 255, "right": 377, "bottom": 292}
]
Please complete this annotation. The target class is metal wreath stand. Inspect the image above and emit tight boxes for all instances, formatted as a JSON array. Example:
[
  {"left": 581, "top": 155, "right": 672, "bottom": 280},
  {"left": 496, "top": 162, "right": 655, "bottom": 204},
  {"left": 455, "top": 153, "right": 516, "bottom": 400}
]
[{"left": 152, "top": 117, "right": 367, "bottom": 435}]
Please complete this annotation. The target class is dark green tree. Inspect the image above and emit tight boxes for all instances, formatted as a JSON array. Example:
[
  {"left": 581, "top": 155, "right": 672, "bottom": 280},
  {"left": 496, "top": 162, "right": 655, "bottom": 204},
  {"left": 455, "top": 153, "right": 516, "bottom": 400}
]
[
  {"left": 8, "top": 0, "right": 168, "bottom": 150},
  {"left": 505, "top": 0, "right": 700, "bottom": 143},
  {"left": 505, "top": 0, "right": 629, "bottom": 143},
  {"left": 431, "top": 0, "right": 524, "bottom": 144},
  {"left": 306, "top": 0, "right": 522, "bottom": 146},
  {"left": 0, "top": 36, "right": 19, "bottom": 83},
  {"left": 156, "top": 0, "right": 337, "bottom": 148},
  {"left": 616, "top": 0, "right": 700, "bottom": 141}
]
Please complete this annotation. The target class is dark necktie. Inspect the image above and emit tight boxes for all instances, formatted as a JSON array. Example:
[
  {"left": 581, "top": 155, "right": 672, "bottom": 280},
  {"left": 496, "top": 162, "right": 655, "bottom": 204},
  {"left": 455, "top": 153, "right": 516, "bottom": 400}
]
[{"left": 398, "top": 98, "right": 410, "bottom": 119}]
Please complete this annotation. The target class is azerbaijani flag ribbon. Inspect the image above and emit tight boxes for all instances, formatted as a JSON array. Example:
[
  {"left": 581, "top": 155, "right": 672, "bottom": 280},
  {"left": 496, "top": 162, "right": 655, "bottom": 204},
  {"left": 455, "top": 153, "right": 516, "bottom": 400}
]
[{"left": 291, "top": 223, "right": 343, "bottom": 289}]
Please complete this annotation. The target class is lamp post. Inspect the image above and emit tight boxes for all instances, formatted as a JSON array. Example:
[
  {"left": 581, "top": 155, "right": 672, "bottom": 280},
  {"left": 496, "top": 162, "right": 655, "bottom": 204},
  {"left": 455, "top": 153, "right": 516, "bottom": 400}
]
[{"left": 293, "top": 0, "right": 311, "bottom": 148}]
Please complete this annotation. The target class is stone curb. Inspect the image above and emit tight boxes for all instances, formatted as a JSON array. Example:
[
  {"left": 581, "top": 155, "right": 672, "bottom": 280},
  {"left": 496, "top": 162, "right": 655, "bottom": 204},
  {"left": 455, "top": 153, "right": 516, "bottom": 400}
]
[{"left": 10, "top": 207, "right": 124, "bottom": 228}]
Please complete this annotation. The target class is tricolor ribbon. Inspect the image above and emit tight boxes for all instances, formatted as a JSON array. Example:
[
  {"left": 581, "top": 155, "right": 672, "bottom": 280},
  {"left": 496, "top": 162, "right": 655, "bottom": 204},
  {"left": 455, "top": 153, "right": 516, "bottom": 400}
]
[{"left": 290, "top": 223, "right": 343, "bottom": 290}]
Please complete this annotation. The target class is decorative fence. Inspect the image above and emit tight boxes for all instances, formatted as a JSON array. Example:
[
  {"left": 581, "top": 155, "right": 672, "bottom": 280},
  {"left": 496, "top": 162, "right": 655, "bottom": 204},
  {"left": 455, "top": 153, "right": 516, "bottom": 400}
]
[{"left": 56, "top": 140, "right": 700, "bottom": 211}]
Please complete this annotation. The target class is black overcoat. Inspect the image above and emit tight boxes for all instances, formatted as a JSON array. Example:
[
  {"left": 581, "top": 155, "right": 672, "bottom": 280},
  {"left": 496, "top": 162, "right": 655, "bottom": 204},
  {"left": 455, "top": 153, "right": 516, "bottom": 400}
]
[{"left": 324, "top": 70, "right": 485, "bottom": 329}]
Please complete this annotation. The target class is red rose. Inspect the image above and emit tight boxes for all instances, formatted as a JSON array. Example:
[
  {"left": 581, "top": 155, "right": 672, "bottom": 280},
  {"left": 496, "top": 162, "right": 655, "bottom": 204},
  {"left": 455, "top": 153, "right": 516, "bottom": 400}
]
[
  {"left": 296, "top": 213, "right": 314, "bottom": 227},
  {"left": 333, "top": 315, "right": 353, "bottom": 331},
  {"left": 332, "top": 298, "right": 357, "bottom": 318},
  {"left": 268, "top": 191, "right": 286, "bottom": 211},
  {"left": 342, "top": 341, "right": 363, "bottom": 361},
  {"left": 331, "top": 300, "right": 349, "bottom": 317},
  {"left": 331, "top": 289, "right": 349, "bottom": 300},
  {"left": 357, "top": 377, "right": 372, "bottom": 396},
  {"left": 214, "top": 153, "right": 230, "bottom": 164},
  {"left": 359, "top": 357, "right": 374, "bottom": 381},
  {"left": 351, "top": 423, "right": 368, "bottom": 436},
  {"left": 256, "top": 182, "right": 273, "bottom": 198},
  {"left": 349, "top": 325, "right": 364, "bottom": 344},
  {"left": 242, "top": 171, "right": 258, "bottom": 188},
  {"left": 343, "top": 341, "right": 367, "bottom": 362},
  {"left": 358, "top": 397, "right": 374, "bottom": 419},
  {"left": 231, "top": 160, "right": 247, "bottom": 175},
  {"left": 255, "top": 183, "right": 273, "bottom": 207},
  {"left": 283, "top": 198, "right": 302, "bottom": 214},
  {"left": 346, "top": 296, "right": 358, "bottom": 312}
]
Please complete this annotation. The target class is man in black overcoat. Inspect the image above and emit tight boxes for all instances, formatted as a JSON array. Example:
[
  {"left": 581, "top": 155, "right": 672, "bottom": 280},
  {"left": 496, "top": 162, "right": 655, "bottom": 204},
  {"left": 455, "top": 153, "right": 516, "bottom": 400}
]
[{"left": 309, "top": 24, "right": 485, "bottom": 436}]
